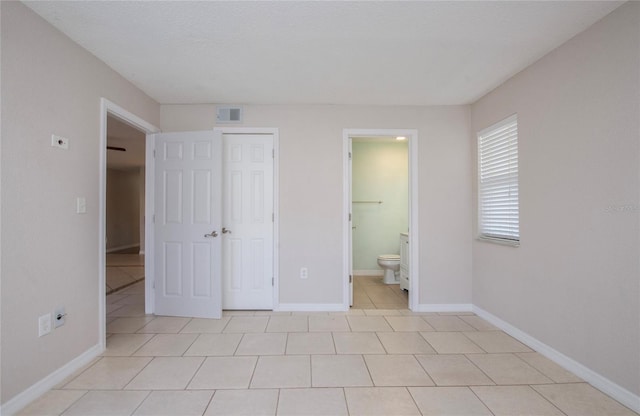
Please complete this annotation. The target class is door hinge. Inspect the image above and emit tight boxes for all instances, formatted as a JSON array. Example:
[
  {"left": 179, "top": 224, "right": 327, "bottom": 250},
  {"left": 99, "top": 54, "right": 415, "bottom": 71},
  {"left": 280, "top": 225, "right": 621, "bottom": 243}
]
[
  {"left": 272, "top": 213, "right": 274, "bottom": 222},
  {"left": 272, "top": 148, "right": 275, "bottom": 159},
  {"left": 152, "top": 280, "right": 155, "bottom": 289},
  {"left": 153, "top": 149, "right": 156, "bottom": 158},
  {"left": 349, "top": 275, "right": 352, "bottom": 283},
  {"left": 349, "top": 213, "right": 352, "bottom": 221},
  {"left": 272, "top": 277, "right": 274, "bottom": 286},
  {"left": 349, "top": 152, "right": 352, "bottom": 160},
  {"left": 152, "top": 214, "right": 155, "bottom": 224}
]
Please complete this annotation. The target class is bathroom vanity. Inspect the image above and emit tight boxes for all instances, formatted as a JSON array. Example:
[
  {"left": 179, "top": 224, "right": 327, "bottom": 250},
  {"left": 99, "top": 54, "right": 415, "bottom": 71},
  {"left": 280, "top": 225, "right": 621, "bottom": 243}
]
[{"left": 400, "top": 233, "right": 409, "bottom": 291}]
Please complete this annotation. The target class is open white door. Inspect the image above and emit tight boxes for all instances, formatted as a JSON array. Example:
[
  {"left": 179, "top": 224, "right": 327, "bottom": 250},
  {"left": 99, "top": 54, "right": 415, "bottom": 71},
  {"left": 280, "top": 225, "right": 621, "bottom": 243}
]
[
  {"left": 154, "top": 131, "right": 222, "bottom": 318},
  {"left": 222, "top": 133, "right": 274, "bottom": 310}
]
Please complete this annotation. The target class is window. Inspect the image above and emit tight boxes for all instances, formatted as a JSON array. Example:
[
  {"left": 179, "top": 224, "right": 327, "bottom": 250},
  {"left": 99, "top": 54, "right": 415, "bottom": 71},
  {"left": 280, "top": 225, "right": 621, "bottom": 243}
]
[{"left": 477, "top": 114, "right": 519, "bottom": 244}]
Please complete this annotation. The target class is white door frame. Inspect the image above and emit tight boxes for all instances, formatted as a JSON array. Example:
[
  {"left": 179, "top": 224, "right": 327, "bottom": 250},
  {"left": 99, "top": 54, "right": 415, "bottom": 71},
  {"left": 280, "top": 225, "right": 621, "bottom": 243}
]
[
  {"left": 214, "top": 127, "right": 280, "bottom": 309},
  {"left": 99, "top": 98, "right": 159, "bottom": 350},
  {"left": 343, "top": 129, "right": 419, "bottom": 310}
]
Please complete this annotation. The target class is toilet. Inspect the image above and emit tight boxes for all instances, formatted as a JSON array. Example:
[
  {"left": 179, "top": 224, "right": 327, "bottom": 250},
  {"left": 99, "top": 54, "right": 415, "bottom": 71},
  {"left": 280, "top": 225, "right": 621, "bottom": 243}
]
[{"left": 377, "top": 254, "right": 400, "bottom": 284}]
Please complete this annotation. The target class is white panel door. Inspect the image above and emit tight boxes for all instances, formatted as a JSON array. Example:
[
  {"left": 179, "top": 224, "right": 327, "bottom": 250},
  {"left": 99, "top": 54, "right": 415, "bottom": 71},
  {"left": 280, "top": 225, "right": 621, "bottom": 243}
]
[
  {"left": 154, "top": 131, "right": 222, "bottom": 318},
  {"left": 222, "top": 134, "right": 274, "bottom": 310}
]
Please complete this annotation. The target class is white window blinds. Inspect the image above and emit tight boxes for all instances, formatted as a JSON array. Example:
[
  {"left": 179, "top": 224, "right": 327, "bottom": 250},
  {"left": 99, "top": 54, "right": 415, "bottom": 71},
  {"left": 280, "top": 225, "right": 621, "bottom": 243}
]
[{"left": 478, "top": 114, "right": 519, "bottom": 243}]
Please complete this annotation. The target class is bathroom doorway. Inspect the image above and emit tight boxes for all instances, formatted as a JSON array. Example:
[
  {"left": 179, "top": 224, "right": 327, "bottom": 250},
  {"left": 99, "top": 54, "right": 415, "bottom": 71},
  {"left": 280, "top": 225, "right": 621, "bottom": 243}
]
[{"left": 343, "top": 129, "right": 420, "bottom": 311}]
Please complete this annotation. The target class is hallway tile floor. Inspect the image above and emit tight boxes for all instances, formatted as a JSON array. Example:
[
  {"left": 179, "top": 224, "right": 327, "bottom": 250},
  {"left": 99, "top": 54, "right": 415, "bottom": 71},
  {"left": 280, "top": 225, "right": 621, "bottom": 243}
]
[
  {"left": 106, "top": 253, "right": 144, "bottom": 295},
  {"left": 17, "top": 279, "right": 638, "bottom": 416}
]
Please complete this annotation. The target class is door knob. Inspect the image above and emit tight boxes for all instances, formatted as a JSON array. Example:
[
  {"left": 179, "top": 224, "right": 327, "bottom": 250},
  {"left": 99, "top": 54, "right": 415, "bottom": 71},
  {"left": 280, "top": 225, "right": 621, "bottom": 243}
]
[
  {"left": 222, "top": 227, "right": 232, "bottom": 234},
  {"left": 204, "top": 230, "right": 218, "bottom": 238}
]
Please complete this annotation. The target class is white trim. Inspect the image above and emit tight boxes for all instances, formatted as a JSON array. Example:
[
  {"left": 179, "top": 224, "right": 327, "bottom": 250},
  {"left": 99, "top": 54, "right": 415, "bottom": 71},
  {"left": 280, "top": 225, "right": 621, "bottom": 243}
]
[
  {"left": 414, "top": 303, "right": 474, "bottom": 313},
  {"left": 144, "top": 134, "right": 155, "bottom": 314},
  {"left": 0, "top": 344, "right": 102, "bottom": 416},
  {"left": 476, "top": 236, "right": 520, "bottom": 247},
  {"left": 213, "top": 127, "right": 280, "bottom": 310},
  {"left": 408, "top": 132, "right": 419, "bottom": 310},
  {"left": 353, "top": 270, "right": 383, "bottom": 276},
  {"left": 276, "top": 303, "right": 348, "bottom": 312},
  {"left": 343, "top": 129, "right": 419, "bottom": 311},
  {"left": 105, "top": 243, "right": 140, "bottom": 254},
  {"left": 99, "top": 98, "right": 160, "bottom": 340},
  {"left": 473, "top": 306, "right": 640, "bottom": 414}
]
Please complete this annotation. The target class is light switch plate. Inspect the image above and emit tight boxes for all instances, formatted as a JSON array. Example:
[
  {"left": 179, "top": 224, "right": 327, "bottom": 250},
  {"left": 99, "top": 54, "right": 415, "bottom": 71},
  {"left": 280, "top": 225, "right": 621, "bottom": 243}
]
[{"left": 38, "top": 313, "right": 51, "bottom": 337}]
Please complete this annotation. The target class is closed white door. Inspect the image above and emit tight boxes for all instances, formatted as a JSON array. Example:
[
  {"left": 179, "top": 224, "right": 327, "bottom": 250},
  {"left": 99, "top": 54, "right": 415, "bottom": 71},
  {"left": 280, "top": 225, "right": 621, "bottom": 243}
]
[
  {"left": 222, "top": 134, "right": 274, "bottom": 310},
  {"left": 153, "top": 131, "right": 222, "bottom": 318}
]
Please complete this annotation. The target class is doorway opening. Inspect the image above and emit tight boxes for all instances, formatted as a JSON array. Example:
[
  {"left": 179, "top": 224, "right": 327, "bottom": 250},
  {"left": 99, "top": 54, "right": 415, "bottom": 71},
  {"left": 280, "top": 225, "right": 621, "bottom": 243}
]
[
  {"left": 99, "top": 99, "right": 159, "bottom": 349},
  {"left": 351, "top": 136, "right": 409, "bottom": 308},
  {"left": 106, "top": 116, "right": 146, "bottom": 296},
  {"left": 343, "top": 129, "right": 419, "bottom": 311}
]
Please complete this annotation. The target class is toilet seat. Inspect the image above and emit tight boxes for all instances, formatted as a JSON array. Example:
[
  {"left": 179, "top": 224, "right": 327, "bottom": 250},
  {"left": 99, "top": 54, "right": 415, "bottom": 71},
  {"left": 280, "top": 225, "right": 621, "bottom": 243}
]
[{"left": 377, "top": 254, "right": 400, "bottom": 261}]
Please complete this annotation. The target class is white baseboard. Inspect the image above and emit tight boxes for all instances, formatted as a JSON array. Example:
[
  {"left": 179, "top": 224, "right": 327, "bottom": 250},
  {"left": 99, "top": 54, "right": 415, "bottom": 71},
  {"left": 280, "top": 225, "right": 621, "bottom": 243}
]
[
  {"left": 353, "top": 270, "right": 383, "bottom": 276},
  {"left": 414, "top": 303, "right": 473, "bottom": 312},
  {"left": 106, "top": 243, "right": 140, "bottom": 254},
  {"left": 276, "top": 303, "right": 347, "bottom": 312},
  {"left": 473, "top": 306, "right": 640, "bottom": 414},
  {"left": 1, "top": 343, "right": 103, "bottom": 416}
]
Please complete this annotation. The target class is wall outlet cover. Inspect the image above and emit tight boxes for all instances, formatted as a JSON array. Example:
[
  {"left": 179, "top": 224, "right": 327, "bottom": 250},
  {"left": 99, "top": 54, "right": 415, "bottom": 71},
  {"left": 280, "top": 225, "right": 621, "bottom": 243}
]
[
  {"left": 76, "top": 197, "right": 87, "bottom": 214},
  {"left": 51, "top": 134, "right": 69, "bottom": 150},
  {"left": 54, "top": 307, "right": 66, "bottom": 328}
]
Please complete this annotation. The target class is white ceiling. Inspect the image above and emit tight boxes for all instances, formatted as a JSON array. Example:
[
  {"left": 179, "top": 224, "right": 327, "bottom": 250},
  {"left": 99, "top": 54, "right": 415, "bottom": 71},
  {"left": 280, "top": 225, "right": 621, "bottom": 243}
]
[{"left": 24, "top": 1, "right": 622, "bottom": 106}]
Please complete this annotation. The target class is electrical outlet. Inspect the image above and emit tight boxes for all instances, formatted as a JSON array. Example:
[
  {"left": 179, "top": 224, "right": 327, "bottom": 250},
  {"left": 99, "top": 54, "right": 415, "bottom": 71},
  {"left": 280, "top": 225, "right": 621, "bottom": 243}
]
[
  {"left": 300, "top": 267, "right": 308, "bottom": 279},
  {"left": 51, "top": 134, "right": 69, "bottom": 150},
  {"left": 38, "top": 313, "right": 51, "bottom": 337},
  {"left": 76, "top": 197, "right": 86, "bottom": 214},
  {"left": 54, "top": 307, "right": 66, "bottom": 328}
]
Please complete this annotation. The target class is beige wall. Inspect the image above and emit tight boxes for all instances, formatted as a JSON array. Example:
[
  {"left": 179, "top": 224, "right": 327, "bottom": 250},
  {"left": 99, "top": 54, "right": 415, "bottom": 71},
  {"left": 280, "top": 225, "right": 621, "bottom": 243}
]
[
  {"left": 471, "top": 2, "right": 639, "bottom": 396},
  {"left": 161, "top": 104, "right": 473, "bottom": 306},
  {"left": 106, "top": 168, "right": 141, "bottom": 251},
  {"left": 0, "top": 2, "right": 159, "bottom": 404}
]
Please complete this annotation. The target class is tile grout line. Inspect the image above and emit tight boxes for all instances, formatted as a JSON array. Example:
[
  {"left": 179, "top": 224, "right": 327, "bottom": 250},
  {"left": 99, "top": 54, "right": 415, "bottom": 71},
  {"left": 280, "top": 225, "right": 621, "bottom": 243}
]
[
  {"left": 467, "top": 385, "right": 499, "bottom": 416},
  {"left": 183, "top": 355, "right": 207, "bottom": 391},
  {"left": 128, "top": 390, "right": 152, "bottom": 415}
]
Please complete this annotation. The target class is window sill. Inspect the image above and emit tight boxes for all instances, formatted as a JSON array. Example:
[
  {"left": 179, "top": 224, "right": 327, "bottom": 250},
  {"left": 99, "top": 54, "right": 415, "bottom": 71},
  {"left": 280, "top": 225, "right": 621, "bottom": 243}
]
[{"left": 477, "top": 236, "right": 520, "bottom": 247}]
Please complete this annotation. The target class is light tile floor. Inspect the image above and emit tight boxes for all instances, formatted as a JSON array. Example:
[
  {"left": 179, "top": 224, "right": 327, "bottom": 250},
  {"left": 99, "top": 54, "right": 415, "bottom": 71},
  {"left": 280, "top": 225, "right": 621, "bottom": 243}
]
[
  {"left": 353, "top": 276, "right": 408, "bottom": 309},
  {"left": 106, "top": 252, "right": 144, "bottom": 294},
  {"left": 17, "top": 278, "right": 639, "bottom": 416}
]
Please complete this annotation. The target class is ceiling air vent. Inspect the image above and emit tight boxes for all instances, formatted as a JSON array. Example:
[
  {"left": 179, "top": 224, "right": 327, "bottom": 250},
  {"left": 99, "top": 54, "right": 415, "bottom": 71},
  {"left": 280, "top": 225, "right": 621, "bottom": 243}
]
[{"left": 216, "top": 106, "right": 243, "bottom": 124}]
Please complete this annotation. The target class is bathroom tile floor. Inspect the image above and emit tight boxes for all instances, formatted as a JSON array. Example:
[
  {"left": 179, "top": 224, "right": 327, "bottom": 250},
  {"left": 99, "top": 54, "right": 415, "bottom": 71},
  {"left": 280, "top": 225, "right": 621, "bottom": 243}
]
[
  {"left": 353, "top": 275, "right": 408, "bottom": 309},
  {"left": 17, "top": 279, "right": 639, "bottom": 416}
]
